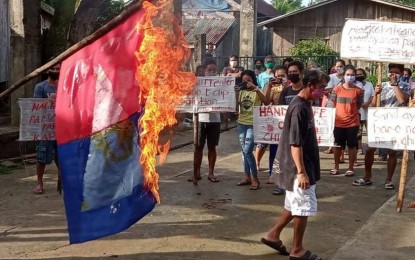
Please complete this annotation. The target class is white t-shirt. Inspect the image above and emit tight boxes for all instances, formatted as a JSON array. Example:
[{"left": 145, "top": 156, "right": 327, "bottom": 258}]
[
  {"left": 199, "top": 112, "right": 221, "bottom": 123},
  {"left": 358, "top": 81, "right": 374, "bottom": 121},
  {"left": 327, "top": 73, "right": 342, "bottom": 89}
]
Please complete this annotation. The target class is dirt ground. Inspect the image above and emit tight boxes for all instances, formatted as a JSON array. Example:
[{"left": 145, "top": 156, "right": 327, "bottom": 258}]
[{"left": 0, "top": 127, "right": 414, "bottom": 259}]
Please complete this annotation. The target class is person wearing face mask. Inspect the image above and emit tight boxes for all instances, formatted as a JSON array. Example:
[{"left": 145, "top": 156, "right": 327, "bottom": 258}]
[
  {"left": 32, "top": 63, "right": 62, "bottom": 195},
  {"left": 327, "top": 59, "right": 346, "bottom": 89},
  {"left": 262, "top": 69, "right": 328, "bottom": 260},
  {"left": 356, "top": 68, "right": 374, "bottom": 155},
  {"left": 221, "top": 55, "right": 244, "bottom": 85},
  {"left": 402, "top": 68, "right": 412, "bottom": 83},
  {"left": 278, "top": 61, "right": 305, "bottom": 105},
  {"left": 329, "top": 65, "right": 364, "bottom": 177},
  {"left": 187, "top": 59, "right": 222, "bottom": 183},
  {"left": 235, "top": 70, "right": 268, "bottom": 191},
  {"left": 254, "top": 59, "right": 264, "bottom": 77},
  {"left": 263, "top": 66, "right": 288, "bottom": 195},
  {"left": 353, "top": 63, "right": 410, "bottom": 189},
  {"left": 255, "top": 56, "right": 276, "bottom": 173},
  {"left": 258, "top": 55, "right": 276, "bottom": 90}
]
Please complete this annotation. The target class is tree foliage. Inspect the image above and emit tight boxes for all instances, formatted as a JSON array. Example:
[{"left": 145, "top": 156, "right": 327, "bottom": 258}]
[
  {"left": 289, "top": 37, "right": 338, "bottom": 56},
  {"left": 271, "top": 0, "right": 302, "bottom": 14}
]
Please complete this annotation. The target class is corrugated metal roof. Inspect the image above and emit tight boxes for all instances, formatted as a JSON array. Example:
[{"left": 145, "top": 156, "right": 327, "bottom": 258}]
[{"left": 182, "top": 18, "right": 235, "bottom": 45}]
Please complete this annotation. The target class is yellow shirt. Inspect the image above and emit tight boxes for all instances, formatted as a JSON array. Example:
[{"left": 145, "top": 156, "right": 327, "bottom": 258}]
[{"left": 238, "top": 90, "right": 261, "bottom": 125}]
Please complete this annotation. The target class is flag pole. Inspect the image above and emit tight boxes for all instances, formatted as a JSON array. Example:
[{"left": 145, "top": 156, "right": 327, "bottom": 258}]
[
  {"left": 376, "top": 62, "right": 382, "bottom": 107},
  {"left": 193, "top": 112, "right": 199, "bottom": 185},
  {"left": 397, "top": 93, "right": 413, "bottom": 212},
  {"left": 0, "top": 0, "right": 146, "bottom": 100}
]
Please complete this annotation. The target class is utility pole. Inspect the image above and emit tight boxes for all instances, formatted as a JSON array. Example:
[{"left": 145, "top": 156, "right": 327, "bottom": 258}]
[
  {"left": 239, "top": 0, "right": 256, "bottom": 68},
  {"left": 9, "top": 0, "right": 41, "bottom": 126}
]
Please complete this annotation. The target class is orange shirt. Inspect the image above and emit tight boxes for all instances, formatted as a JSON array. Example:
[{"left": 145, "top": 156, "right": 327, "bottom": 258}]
[{"left": 330, "top": 85, "right": 364, "bottom": 128}]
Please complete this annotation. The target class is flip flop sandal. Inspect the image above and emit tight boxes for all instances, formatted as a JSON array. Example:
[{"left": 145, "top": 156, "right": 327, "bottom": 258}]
[
  {"left": 237, "top": 180, "right": 252, "bottom": 186},
  {"left": 207, "top": 176, "right": 220, "bottom": 182},
  {"left": 187, "top": 176, "right": 202, "bottom": 182},
  {"left": 330, "top": 169, "right": 340, "bottom": 175},
  {"left": 32, "top": 184, "right": 44, "bottom": 195},
  {"left": 344, "top": 170, "right": 354, "bottom": 177},
  {"left": 323, "top": 149, "right": 333, "bottom": 154},
  {"left": 290, "top": 250, "right": 322, "bottom": 260},
  {"left": 353, "top": 178, "right": 372, "bottom": 186},
  {"left": 249, "top": 182, "right": 260, "bottom": 190},
  {"left": 261, "top": 238, "right": 289, "bottom": 255}
]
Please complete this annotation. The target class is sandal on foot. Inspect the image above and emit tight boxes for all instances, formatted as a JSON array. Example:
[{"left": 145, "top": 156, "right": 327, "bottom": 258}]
[
  {"left": 260, "top": 238, "right": 289, "bottom": 255},
  {"left": 408, "top": 201, "right": 415, "bottom": 208},
  {"left": 344, "top": 170, "right": 354, "bottom": 177},
  {"left": 290, "top": 250, "right": 322, "bottom": 260},
  {"left": 330, "top": 169, "right": 340, "bottom": 175},
  {"left": 33, "top": 184, "right": 44, "bottom": 195},
  {"left": 207, "top": 176, "right": 220, "bottom": 182},
  {"left": 249, "top": 181, "right": 260, "bottom": 190},
  {"left": 353, "top": 178, "right": 372, "bottom": 186},
  {"left": 237, "top": 179, "right": 252, "bottom": 186},
  {"left": 187, "top": 176, "right": 202, "bottom": 182},
  {"left": 323, "top": 149, "right": 333, "bottom": 154},
  {"left": 265, "top": 180, "right": 275, "bottom": 184}
]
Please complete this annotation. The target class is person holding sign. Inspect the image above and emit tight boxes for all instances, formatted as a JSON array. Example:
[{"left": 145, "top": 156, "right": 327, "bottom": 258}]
[
  {"left": 235, "top": 70, "right": 268, "bottom": 190},
  {"left": 188, "top": 59, "right": 222, "bottom": 183},
  {"left": 329, "top": 66, "right": 364, "bottom": 177},
  {"left": 32, "top": 64, "right": 61, "bottom": 194},
  {"left": 278, "top": 61, "right": 305, "bottom": 106},
  {"left": 353, "top": 64, "right": 411, "bottom": 189},
  {"left": 356, "top": 68, "right": 374, "bottom": 155},
  {"left": 261, "top": 69, "right": 327, "bottom": 260}
]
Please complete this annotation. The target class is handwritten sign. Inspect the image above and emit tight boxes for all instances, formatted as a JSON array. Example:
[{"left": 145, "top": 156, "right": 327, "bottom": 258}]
[
  {"left": 18, "top": 98, "right": 56, "bottom": 141},
  {"left": 367, "top": 107, "right": 415, "bottom": 150},
  {"left": 177, "top": 76, "right": 236, "bottom": 113},
  {"left": 253, "top": 106, "right": 336, "bottom": 146},
  {"left": 341, "top": 19, "right": 415, "bottom": 64}
]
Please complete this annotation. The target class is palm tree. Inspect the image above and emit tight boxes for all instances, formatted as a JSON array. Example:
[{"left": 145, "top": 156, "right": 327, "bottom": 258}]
[{"left": 271, "top": 0, "right": 302, "bottom": 14}]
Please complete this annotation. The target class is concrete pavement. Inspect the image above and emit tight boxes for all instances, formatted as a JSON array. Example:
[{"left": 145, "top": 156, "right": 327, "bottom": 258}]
[{"left": 0, "top": 124, "right": 414, "bottom": 259}]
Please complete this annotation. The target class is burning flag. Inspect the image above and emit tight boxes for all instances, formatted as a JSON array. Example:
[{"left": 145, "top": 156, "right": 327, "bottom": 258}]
[{"left": 56, "top": 0, "right": 196, "bottom": 244}]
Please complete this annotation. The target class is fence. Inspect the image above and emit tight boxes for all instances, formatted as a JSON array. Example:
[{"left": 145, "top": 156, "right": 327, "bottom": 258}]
[{"left": 212, "top": 55, "right": 339, "bottom": 75}]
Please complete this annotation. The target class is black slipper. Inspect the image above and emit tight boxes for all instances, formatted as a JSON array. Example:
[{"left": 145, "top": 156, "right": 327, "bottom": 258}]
[
  {"left": 290, "top": 250, "right": 322, "bottom": 260},
  {"left": 187, "top": 176, "right": 202, "bottom": 182},
  {"left": 260, "top": 238, "right": 289, "bottom": 255}
]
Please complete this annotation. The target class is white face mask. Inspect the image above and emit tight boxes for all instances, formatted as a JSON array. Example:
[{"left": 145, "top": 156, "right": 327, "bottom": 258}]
[
  {"left": 387, "top": 73, "right": 401, "bottom": 80},
  {"left": 336, "top": 67, "right": 344, "bottom": 74},
  {"left": 229, "top": 61, "right": 238, "bottom": 68},
  {"left": 344, "top": 75, "right": 356, "bottom": 83}
]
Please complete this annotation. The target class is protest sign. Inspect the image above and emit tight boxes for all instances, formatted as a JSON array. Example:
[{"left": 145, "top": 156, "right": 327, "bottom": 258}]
[
  {"left": 341, "top": 19, "right": 415, "bottom": 64},
  {"left": 177, "top": 76, "right": 236, "bottom": 113},
  {"left": 253, "top": 106, "right": 335, "bottom": 146},
  {"left": 18, "top": 98, "right": 56, "bottom": 141},
  {"left": 367, "top": 107, "right": 415, "bottom": 150}
]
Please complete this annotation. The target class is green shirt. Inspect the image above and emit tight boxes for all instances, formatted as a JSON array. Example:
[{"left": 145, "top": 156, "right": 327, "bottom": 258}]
[{"left": 238, "top": 90, "right": 261, "bottom": 125}]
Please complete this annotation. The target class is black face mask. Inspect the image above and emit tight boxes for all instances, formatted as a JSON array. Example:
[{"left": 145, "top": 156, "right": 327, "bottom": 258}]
[
  {"left": 288, "top": 74, "right": 301, "bottom": 83},
  {"left": 255, "top": 65, "right": 263, "bottom": 70},
  {"left": 48, "top": 71, "right": 60, "bottom": 81},
  {"left": 356, "top": 76, "right": 365, "bottom": 82}
]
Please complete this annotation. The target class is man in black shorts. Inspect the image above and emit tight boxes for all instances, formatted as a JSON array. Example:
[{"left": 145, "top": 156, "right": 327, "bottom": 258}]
[{"left": 188, "top": 59, "right": 221, "bottom": 182}]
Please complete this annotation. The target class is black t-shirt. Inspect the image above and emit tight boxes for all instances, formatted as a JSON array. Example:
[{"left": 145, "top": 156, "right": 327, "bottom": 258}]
[
  {"left": 278, "top": 85, "right": 301, "bottom": 105},
  {"left": 274, "top": 96, "right": 320, "bottom": 191}
]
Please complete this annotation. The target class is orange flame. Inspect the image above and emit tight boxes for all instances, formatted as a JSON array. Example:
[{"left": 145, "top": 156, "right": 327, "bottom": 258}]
[{"left": 136, "top": 0, "right": 196, "bottom": 203}]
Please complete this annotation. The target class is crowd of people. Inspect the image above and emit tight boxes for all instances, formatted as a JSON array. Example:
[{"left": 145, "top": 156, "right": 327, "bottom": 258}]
[{"left": 192, "top": 55, "right": 414, "bottom": 259}]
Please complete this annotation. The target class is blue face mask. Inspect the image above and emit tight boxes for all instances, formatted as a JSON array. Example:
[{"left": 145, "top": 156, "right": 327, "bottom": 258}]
[{"left": 401, "top": 76, "right": 410, "bottom": 82}]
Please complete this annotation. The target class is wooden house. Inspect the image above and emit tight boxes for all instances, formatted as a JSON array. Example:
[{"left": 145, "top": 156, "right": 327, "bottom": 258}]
[{"left": 258, "top": 0, "right": 415, "bottom": 56}]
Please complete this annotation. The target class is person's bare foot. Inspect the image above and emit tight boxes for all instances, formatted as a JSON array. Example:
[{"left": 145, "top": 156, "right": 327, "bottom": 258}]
[
  {"left": 409, "top": 201, "right": 415, "bottom": 208},
  {"left": 33, "top": 183, "right": 44, "bottom": 194}
]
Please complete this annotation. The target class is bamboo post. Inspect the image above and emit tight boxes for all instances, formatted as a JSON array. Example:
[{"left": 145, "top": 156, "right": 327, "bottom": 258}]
[
  {"left": 193, "top": 112, "right": 199, "bottom": 185},
  {"left": 0, "top": 0, "right": 145, "bottom": 100},
  {"left": 376, "top": 62, "right": 382, "bottom": 107},
  {"left": 397, "top": 94, "right": 413, "bottom": 212}
]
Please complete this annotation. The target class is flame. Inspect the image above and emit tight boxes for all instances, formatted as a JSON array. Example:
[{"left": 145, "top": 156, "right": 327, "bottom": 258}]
[{"left": 136, "top": 0, "right": 196, "bottom": 202}]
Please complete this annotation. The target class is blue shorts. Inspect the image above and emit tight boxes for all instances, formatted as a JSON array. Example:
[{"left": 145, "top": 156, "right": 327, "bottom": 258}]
[{"left": 36, "top": 141, "right": 58, "bottom": 165}]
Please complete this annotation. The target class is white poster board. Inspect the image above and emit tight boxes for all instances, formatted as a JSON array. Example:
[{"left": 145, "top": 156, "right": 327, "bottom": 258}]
[
  {"left": 253, "top": 106, "right": 336, "bottom": 146},
  {"left": 367, "top": 107, "right": 415, "bottom": 150},
  {"left": 177, "top": 76, "right": 236, "bottom": 113},
  {"left": 18, "top": 98, "right": 56, "bottom": 141},
  {"left": 341, "top": 19, "right": 415, "bottom": 64}
]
